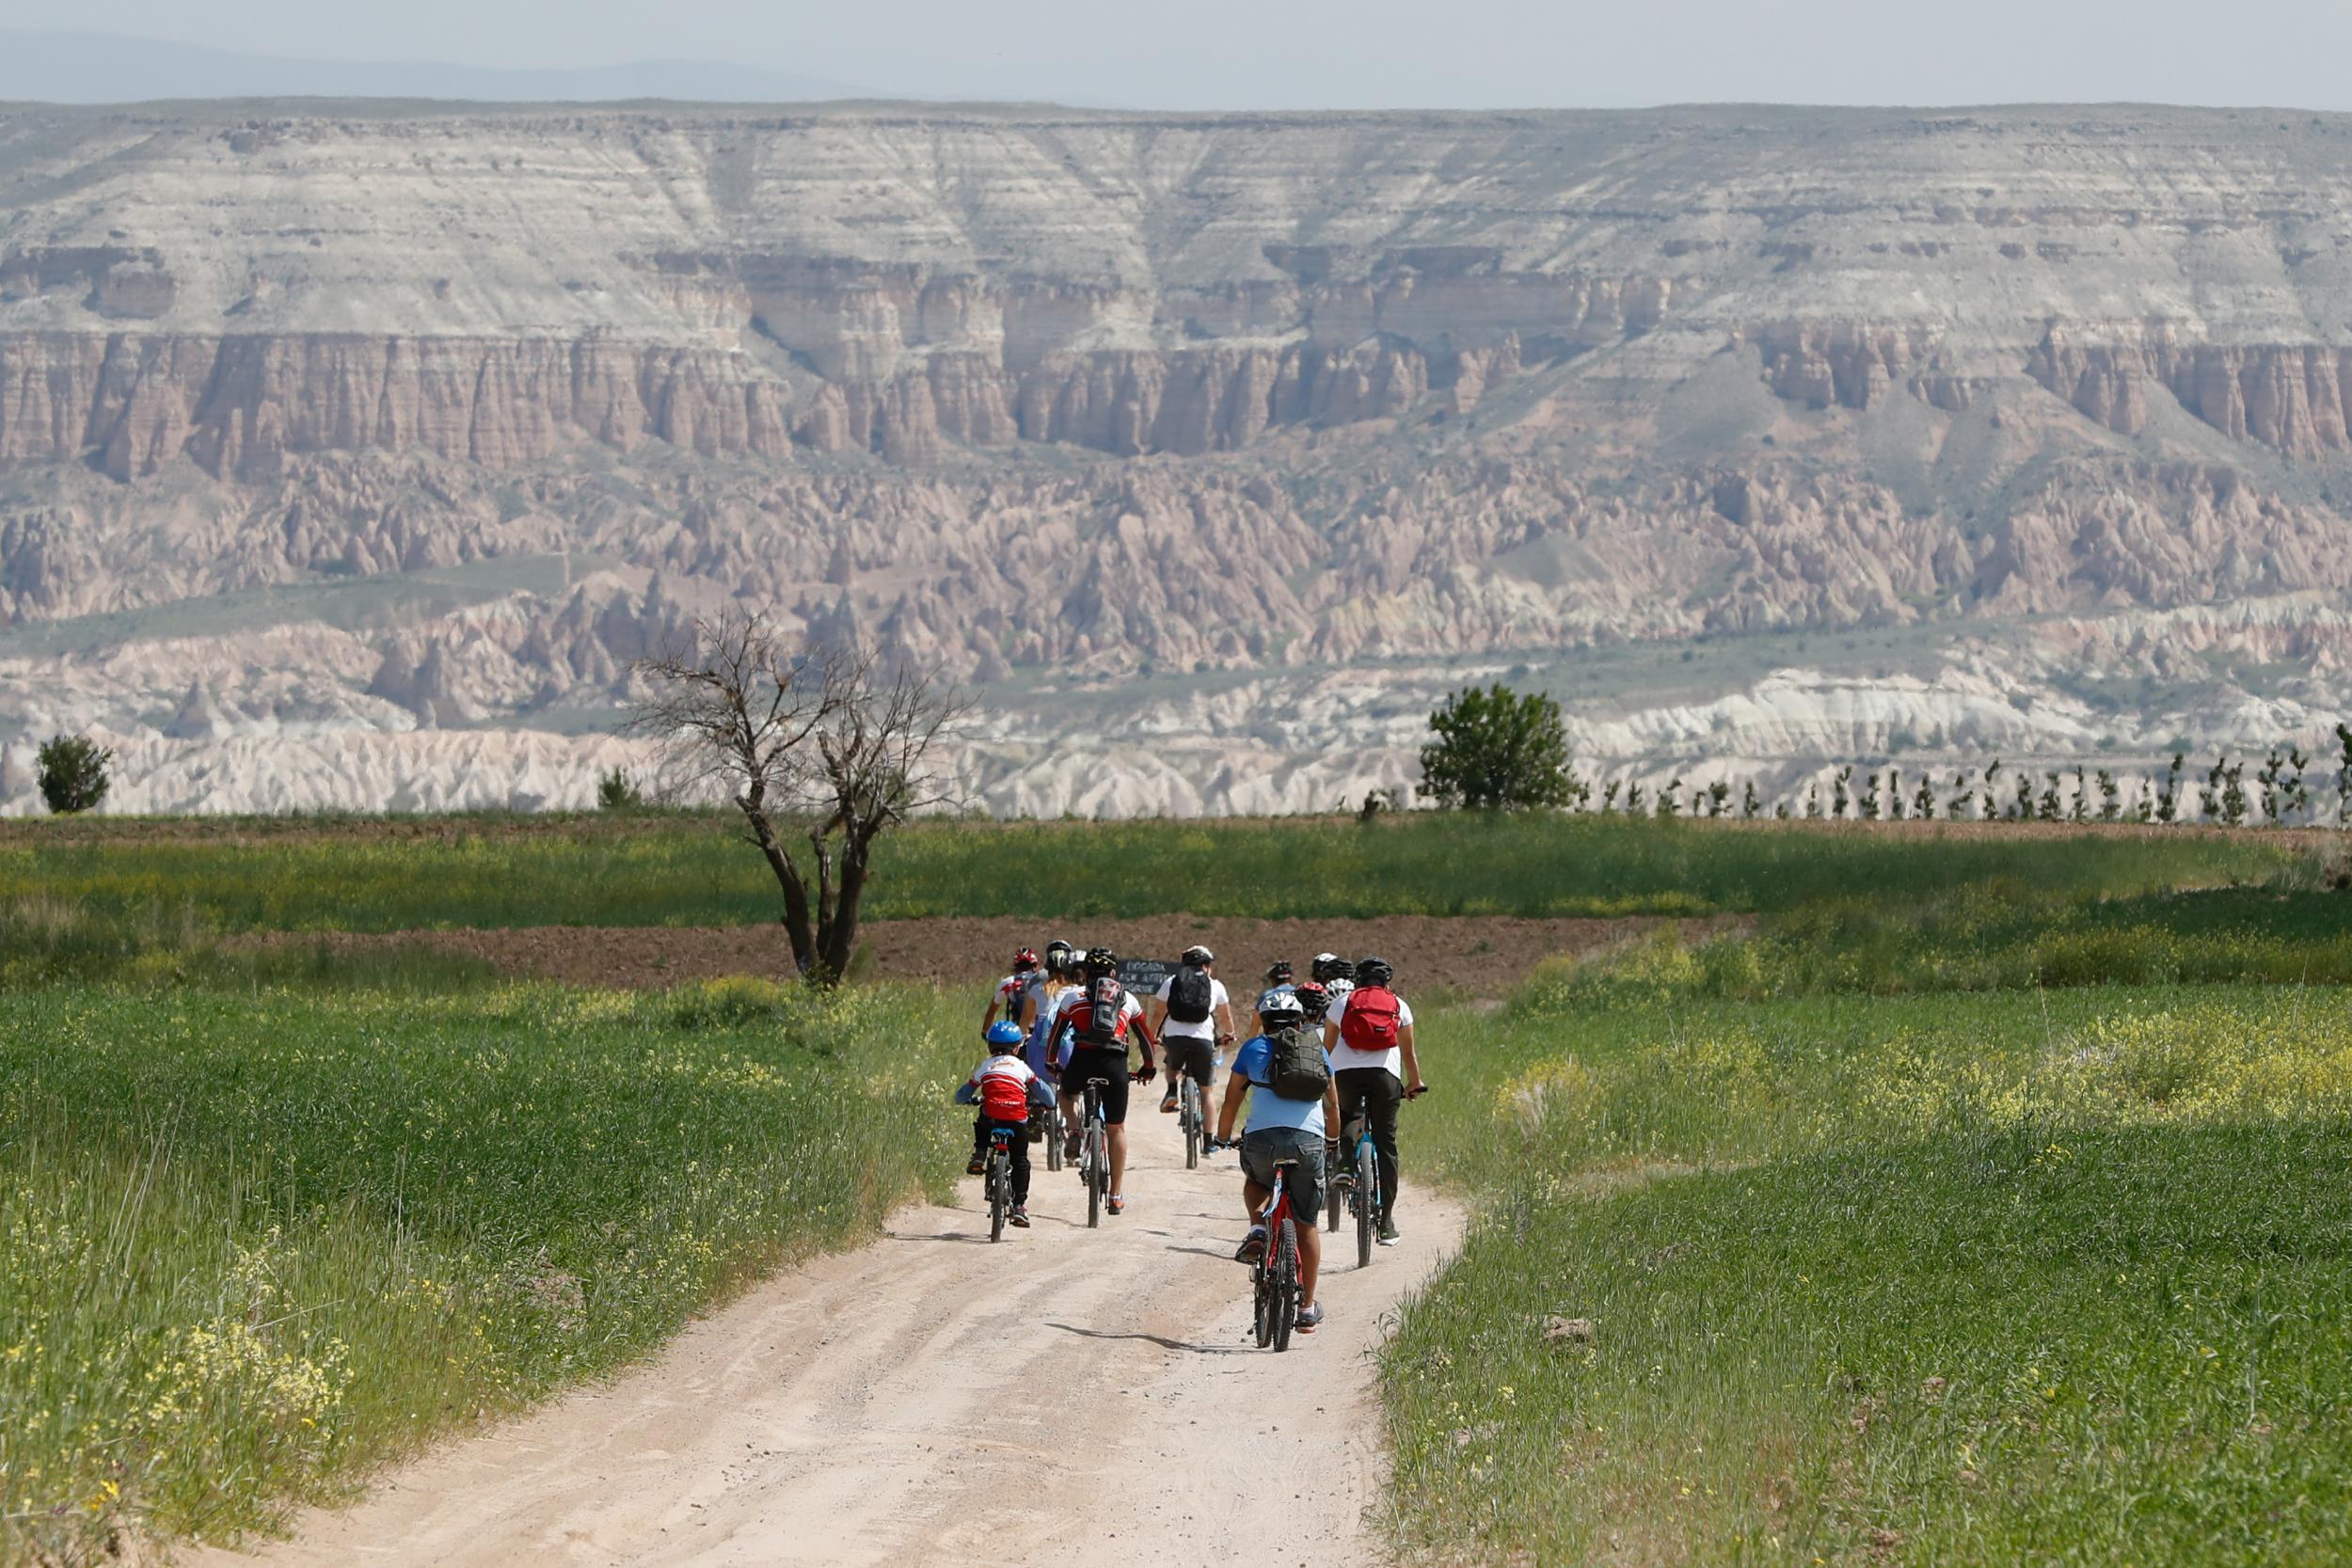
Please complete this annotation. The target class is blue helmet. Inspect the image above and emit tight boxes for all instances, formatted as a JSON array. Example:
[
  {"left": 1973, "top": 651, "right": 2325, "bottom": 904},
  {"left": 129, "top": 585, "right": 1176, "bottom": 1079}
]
[{"left": 985, "top": 1021, "right": 1025, "bottom": 1050}]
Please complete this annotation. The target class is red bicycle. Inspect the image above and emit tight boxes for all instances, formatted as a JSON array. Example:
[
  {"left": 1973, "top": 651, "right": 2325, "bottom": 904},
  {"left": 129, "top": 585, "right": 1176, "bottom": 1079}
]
[{"left": 1250, "top": 1157, "right": 1303, "bottom": 1351}]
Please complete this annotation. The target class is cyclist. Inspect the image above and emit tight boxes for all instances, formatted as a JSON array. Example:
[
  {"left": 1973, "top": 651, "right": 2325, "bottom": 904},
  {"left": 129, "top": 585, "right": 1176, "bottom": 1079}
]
[
  {"left": 982, "top": 947, "right": 1040, "bottom": 1041},
  {"left": 1214, "top": 987, "right": 1340, "bottom": 1333},
  {"left": 1294, "top": 978, "right": 1330, "bottom": 1029},
  {"left": 1048, "top": 946, "right": 1160, "bottom": 1216},
  {"left": 1263, "top": 959, "right": 1295, "bottom": 991},
  {"left": 1150, "top": 943, "right": 1234, "bottom": 1116},
  {"left": 1310, "top": 953, "right": 1355, "bottom": 1009},
  {"left": 957, "top": 1021, "right": 1056, "bottom": 1227},
  {"left": 1322, "top": 955, "right": 1422, "bottom": 1246},
  {"left": 1018, "top": 939, "right": 1076, "bottom": 1081}
]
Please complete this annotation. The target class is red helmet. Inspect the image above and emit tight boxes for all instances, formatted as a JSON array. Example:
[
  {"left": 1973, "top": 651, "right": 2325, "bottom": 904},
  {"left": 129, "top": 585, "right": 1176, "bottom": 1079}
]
[{"left": 1012, "top": 947, "right": 1040, "bottom": 972}]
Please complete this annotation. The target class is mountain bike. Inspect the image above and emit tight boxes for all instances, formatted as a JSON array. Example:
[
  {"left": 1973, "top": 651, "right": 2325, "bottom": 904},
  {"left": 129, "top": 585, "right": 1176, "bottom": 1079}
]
[
  {"left": 982, "top": 1122, "right": 1019, "bottom": 1243},
  {"left": 1251, "top": 1157, "right": 1302, "bottom": 1352},
  {"left": 1179, "top": 1075, "right": 1205, "bottom": 1168},
  {"left": 1034, "top": 1095, "right": 1064, "bottom": 1173},
  {"left": 1075, "top": 1077, "right": 1110, "bottom": 1227}
]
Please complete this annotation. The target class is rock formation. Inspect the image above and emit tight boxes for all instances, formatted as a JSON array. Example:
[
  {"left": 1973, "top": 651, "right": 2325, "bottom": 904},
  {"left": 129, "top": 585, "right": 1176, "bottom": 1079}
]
[{"left": 8, "top": 102, "right": 2352, "bottom": 814}]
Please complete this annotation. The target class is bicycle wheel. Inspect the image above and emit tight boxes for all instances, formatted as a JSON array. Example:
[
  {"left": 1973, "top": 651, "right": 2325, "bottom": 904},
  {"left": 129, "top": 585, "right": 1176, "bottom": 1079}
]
[
  {"left": 1087, "top": 1121, "right": 1106, "bottom": 1228},
  {"left": 1252, "top": 1260, "right": 1273, "bottom": 1349},
  {"left": 988, "top": 1150, "right": 1008, "bottom": 1243},
  {"left": 1182, "top": 1081, "right": 1200, "bottom": 1169},
  {"left": 1356, "top": 1140, "right": 1378, "bottom": 1269},
  {"left": 1326, "top": 1155, "right": 1343, "bottom": 1232},
  {"left": 1271, "top": 1218, "right": 1299, "bottom": 1353},
  {"left": 1043, "top": 1103, "right": 1063, "bottom": 1173}
]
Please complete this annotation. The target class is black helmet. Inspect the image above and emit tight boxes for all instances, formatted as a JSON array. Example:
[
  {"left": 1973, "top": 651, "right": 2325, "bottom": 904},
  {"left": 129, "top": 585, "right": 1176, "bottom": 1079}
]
[
  {"left": 1085, "top": 946, "right": 1119, "bottom": 977},
  {"left": 1045, "top": 938, "right": 1074, "bottom": 966},
  {"left": 1264, "top": 959, "right": 1294, "bottom": 986},
  {"left": 1181, "top": 944, "right": 1215, "bottom": 967},
  {"left": 1311, "top": 952, "right": 1354, "bottom": 984},
  {"left": 1356, "top": 956, "right": 1394, "bottom": 988},
  {"left": 1295, "top": 979, "right": 1330, "bottom": 1022}
]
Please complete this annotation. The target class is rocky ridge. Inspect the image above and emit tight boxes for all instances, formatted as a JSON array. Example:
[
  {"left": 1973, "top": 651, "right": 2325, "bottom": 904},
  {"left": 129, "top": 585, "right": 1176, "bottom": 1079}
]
[{"left": 11, "top": 103, "right": 2352, "bottom": 813}]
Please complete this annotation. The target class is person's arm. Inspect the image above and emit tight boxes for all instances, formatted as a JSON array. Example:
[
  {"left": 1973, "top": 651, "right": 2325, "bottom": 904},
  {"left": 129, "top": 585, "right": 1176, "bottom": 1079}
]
[
  {"left": 1400, "top": 1019, "right": 1422, "bottom": 1095},
  {"left": 1130, "top": 1008, "right": 1159, "bottom": 1075},
  {"left": 1322, "top": 1076, "right": 1341, "bottom": 1135},
  {"left": 1216, "top": 1069, "right": 1248, "bottom": 1144},
  {"left": 1321, "top": 1018, "right": 1340, "bottom": 1053},
  {"left": 1214, "top": 998, "right": 1235, "bottom": 1044},
  {"left": 980, "top": 991, "right": 1002, "bottom": 1040},
  {"left": 1147, "top": 986, "right": 1169, "bottom": 1037}
]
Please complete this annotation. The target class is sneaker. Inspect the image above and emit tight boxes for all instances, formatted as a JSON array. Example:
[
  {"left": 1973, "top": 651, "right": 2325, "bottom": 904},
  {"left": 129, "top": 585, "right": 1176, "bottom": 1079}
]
[
  {"left": 1010, "top": 1206, "right": 1031, "bottom": 1228},
  {"left": 1332, "top": 1167, "right": 1355, "bottom": 1190},
  {"left": 1377, "top": 1219, "right": 1401, "bottom": 1246},
  {"left": 1295, "top": 1302, "right": 1325, "bottom": 1333},
  {"left": 1160, "top": 1093, "right": 1179, "bottom": 1114},
  {"left": 1064, "top": 1139, "right": 1083, "bottom": 1164},
  {"left": 1107, "top": 1196, "right": 1126, "bottom": 1216},
  {"left": 965, "top": 1156, "right": 987, "bottom": 1176},
  {"left": 1233, "top": 1225, "right": 1268, "bottom": 1263}
]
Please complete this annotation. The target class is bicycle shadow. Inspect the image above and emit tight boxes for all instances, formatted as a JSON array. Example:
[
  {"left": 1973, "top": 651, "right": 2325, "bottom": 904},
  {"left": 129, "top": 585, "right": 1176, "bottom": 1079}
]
[{"left": 1044, "top": 1322, "right": 1250, "bottom": 1356}]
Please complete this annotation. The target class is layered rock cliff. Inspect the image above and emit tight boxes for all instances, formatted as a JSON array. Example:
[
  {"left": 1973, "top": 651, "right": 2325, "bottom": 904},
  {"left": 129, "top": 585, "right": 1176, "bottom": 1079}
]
[{"left": 11, "top": 102, "right": 2352, "bottom": 814}]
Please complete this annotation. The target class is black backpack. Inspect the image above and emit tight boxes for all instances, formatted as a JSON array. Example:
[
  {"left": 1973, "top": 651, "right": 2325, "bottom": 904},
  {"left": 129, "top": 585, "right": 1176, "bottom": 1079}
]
[
  {"left": 1079, "top": 976, "right": 1127, "bottom": 1047},
  {"left": 1165, "top": 966, "right": 1214, "bottom": 1025},
  {"left": 1264, "top": 1023, "right": 1329, "bottom": 1102}
]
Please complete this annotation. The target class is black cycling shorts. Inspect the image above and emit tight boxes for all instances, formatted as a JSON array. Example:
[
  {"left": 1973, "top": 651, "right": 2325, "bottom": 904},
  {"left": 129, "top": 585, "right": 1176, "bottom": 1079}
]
[
  {"left": 1162, "top": 1035, "right": 1217, "bottom": 1085},
  {"left": 1060, "top": 1046, "right": 1133, "bottom": 1125}
]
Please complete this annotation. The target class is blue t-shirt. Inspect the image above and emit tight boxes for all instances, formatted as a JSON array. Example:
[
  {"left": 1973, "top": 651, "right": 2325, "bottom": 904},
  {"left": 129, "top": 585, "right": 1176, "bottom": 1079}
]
[{"left": 1230, "top": 1033, "right": 1331, "bottom": 1137}]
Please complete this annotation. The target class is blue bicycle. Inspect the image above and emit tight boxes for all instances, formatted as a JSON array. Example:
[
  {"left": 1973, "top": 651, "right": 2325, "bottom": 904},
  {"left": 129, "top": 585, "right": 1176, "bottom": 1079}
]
[{"left": 1328, "top": 1085, "right": 1427, "bottom": 1269}]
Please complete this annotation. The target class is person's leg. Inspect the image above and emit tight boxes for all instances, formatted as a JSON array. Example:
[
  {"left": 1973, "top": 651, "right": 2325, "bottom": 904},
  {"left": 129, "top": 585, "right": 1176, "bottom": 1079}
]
[
  {"left": 1368, "top": 1069, "right": 1405, "bottom": 1227},
  {"left": 1295, "top": 1134, "right": 1326, "bottom": 1308},
  {"left": 968, "top": 1115, "right": 988, "bottom": 1174},
  {"left": 1007, "top": 1124, "right": 1032, "bottom": 1207},
  {"left": 1101, "top": 1068, "right": 1132, "bottom": 1202},
  {"left": 1332, "top": 1069, "right": 1370, "bottom": 1185}
]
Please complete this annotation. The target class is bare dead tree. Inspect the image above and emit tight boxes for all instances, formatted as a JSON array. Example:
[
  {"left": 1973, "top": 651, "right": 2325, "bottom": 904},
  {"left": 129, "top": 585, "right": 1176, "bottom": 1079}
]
[{"left": 628, "top": 609, "right": 966, "bottom": 983}]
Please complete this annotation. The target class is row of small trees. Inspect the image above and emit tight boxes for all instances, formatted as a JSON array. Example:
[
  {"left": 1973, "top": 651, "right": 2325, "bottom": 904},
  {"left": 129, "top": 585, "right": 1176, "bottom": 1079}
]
[{"left": 1421, "top": 685, "right": 2352, "bottom": 828}]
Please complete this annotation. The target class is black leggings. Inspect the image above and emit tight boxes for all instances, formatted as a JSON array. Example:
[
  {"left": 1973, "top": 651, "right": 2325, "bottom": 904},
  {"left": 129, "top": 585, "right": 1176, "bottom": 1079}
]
[
  {"left": 1333, "top": 1067, "right": 1404, "bottom": 1220},
  {"left": 972, "top": 1117, "right": 1033, "bottom": 1204}
]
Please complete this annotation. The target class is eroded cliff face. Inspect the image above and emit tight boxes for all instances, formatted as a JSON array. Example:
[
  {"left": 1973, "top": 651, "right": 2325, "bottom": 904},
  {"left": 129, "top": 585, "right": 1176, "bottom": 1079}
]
[{"left": 12, "top": 102, "right": 2352, "bottom": 814}]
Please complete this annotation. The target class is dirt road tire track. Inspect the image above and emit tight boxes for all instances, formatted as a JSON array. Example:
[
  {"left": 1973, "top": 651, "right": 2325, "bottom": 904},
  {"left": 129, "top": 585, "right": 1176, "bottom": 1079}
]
[{"left": 186, "top": 1102, "right": 1464, "bottom": 1568}]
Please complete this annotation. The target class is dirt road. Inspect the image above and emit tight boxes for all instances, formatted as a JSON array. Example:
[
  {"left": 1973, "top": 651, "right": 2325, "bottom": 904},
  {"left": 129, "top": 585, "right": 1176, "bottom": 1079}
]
[{"left": 190, "top": 1106, "right": 1463, "bottom": 1568}]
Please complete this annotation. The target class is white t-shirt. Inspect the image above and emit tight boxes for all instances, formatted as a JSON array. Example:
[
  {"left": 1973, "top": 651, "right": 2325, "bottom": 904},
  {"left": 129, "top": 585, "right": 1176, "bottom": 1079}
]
[
  {"left": 1154, "top": 972, "right": 1231, "bottom": 1040},
  {"left": 1327, "top": 989, "right": 1414, "bottom": 1077}
]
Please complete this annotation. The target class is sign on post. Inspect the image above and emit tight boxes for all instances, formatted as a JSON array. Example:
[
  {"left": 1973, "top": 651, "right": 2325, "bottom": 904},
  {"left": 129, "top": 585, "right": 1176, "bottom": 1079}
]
[{"left": 1118, "top": 958, "right": 1176, "bottom": 999}]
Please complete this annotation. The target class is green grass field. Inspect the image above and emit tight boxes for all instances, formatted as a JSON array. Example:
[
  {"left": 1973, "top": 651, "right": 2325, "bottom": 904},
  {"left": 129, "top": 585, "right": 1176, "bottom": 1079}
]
[
  {"left": 1, "top": 978, "right": 967, "bottom": 1563},
  {"left": 0, "top": 813, "right": 2306, "bottom": 933},
  {"left": 1388, "top": 974, "right": 2352, "bottom": 1564},
  {"left": 8, "top": 812, "right": 2352, "bottom": 1566}
]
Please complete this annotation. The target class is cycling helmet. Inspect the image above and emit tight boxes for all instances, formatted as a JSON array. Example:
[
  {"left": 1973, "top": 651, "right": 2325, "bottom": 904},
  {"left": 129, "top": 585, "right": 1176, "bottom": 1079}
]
[
  {"left": 1181, "top": 943, "right": 1215, "bottom": 967},
  {"left": 1256, "top": 986, "right": 1306, "bottom": 1023},
  {"left": 985, "top": 1020, "right": 1025, "bottom": 1050},
  {"left": 1356, "top": 956, "right": 1395, "bottom": 988},
  {"left": 1295, "top": 979, "right": 1330, "bottom": 1022},
  {"left": 1264, "top": 960, "right": 1294, "bottom": 986},
  {"left": 1011, "top": 946, "right": 1039, "bottom": 973},
  {"left": 1085, "top": 946, "right": 1119, "bottom": 977},
  {"left": 1311, "top": 952, "right": 1354, "bottom": 984}
]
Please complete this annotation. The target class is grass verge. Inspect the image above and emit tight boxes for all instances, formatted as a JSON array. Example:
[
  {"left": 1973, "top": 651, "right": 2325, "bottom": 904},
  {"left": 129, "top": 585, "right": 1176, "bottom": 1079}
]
[
  {"left": 1388, "top": 985, "right": 2352, "bottom": 1564},
  {"left": 1, "top": 979, "right": 967, "bottom": 1564}
]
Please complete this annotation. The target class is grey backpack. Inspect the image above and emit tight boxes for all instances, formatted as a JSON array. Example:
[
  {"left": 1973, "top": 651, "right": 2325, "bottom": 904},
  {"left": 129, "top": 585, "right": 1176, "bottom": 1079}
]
[{"left": 1264, "top": 1023, "right": 1329, "bottom": 1102}]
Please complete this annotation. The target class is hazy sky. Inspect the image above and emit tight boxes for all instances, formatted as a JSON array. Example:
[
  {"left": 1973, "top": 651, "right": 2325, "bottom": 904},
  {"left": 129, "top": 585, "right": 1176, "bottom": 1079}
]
[{"left": 8, "top": 0, "right": 2352, "bottom": 110}]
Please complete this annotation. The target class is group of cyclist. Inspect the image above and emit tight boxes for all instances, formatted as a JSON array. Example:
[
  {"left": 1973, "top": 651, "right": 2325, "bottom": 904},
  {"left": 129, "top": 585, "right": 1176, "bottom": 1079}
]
[{"left": 963, "top": 939, "right": 1422, "bottom": 1334}]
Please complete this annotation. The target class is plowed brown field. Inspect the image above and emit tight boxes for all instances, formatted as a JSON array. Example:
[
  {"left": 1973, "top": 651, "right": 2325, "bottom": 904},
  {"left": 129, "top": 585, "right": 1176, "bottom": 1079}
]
[{"left": 270, "top": 912, "right": 1742, "bottom": 995}]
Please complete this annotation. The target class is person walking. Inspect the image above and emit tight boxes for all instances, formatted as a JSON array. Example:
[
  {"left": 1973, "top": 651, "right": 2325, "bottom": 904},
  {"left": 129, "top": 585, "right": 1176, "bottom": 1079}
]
[{"left": 1321, "top": 956, "right": 1422, "bottom": 1245}]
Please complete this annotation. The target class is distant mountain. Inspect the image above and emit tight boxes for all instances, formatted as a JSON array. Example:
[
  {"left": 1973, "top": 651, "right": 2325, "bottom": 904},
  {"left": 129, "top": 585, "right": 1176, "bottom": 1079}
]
[{"left": 0, "top": 29, "right": 866, "bottom": 104}]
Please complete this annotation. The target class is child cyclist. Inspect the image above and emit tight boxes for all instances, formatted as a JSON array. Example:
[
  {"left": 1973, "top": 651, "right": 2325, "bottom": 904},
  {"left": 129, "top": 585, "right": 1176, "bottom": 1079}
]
[{"left": 957, "top": 1021, "right": 1056, "bottom": 1227}]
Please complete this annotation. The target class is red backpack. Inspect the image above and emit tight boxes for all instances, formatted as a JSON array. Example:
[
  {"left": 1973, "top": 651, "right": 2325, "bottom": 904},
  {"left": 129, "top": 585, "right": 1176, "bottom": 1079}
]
[{"left": 1340, "top": 986, "right": 1402, "bottom": 1053}]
